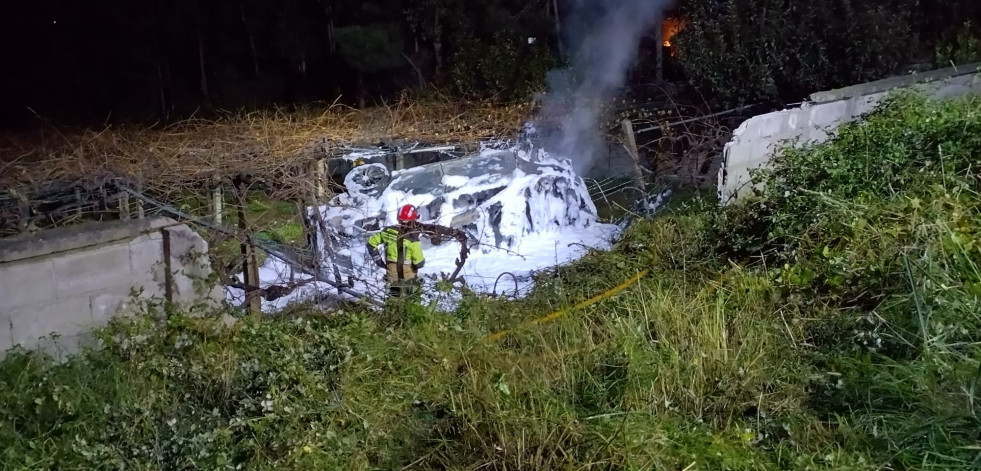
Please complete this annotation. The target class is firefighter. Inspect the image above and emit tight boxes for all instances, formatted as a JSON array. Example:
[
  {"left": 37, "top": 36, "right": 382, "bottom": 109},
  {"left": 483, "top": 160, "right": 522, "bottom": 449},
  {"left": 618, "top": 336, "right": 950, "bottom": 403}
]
[{"left": 367, "top": 204, "right": 425, "bottom": 297}]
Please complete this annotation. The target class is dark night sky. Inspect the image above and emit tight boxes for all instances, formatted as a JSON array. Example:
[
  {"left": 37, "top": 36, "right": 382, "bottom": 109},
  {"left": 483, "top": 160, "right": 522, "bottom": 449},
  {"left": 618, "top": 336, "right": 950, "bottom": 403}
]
[
  {"left": 0, "top": 0, "right": 565, "bottom": 129},
  {"left": 0, "top": 1, "right": 450, "bottom": 128},
  {"left": 2, "top": 1, "right": 979, "bottom": 130}
]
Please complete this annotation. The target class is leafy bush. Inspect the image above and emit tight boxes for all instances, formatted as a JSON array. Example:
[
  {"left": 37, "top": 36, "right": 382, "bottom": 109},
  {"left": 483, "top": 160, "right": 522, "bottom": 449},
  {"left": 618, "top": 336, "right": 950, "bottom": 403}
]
[
  {"left": 673, "top": 0, "right": 915, "bottom": 106},
  {"left": 450, "top": 31, "right": 557, "bottom": 100},
  {"left": 935, "top": 21, "right": 981, "bottom": 66},
  {"left": 334, "top": 24, "right": 404, "bottom": 75},
  {"left": 712, "top": 92, "right": 981, "bottom": 467}
]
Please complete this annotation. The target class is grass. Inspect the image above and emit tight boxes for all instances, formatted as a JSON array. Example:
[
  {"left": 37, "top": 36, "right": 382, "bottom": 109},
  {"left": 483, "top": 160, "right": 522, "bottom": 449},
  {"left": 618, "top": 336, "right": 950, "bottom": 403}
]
[
  {"left": 203, "top": 190, "right": 307, "bottom": 274},
  {"left": 1, "top": 92, "right": 980, "bottom": 470}
]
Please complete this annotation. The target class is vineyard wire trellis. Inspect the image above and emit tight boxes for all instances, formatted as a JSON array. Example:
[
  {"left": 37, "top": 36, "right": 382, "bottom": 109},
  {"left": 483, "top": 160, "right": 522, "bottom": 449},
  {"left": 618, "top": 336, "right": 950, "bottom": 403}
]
[
  {"left": 0, "top": 169, "right": 692, "bottom": 309},
  {"left": 0, "top": 176, "right": 550, "bottom": 310},
  {"left": 116, "top": 185, "right": 384, "bottom": 307},
  {"left": 1, "top": 95, "right": 759, "bottom": 313}
]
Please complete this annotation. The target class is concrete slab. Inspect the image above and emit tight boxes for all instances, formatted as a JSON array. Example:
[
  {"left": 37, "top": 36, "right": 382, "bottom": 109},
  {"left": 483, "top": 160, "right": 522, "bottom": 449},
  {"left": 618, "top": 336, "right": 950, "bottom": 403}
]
[
  {"left": 128, "top": 235, "right": 167, "bottom": 296},
  {"left": 8, "top": 296, "right": 93, "bottom": 348},
  {"left": 53, "top": 243, "right": 134, "bottom": 298},
  {"left": 722, "top": 66, "right": 981, "bottom": 205},
  {"left": 810, "top": 63, "right": 981, "bottom": 103},
  {"left": 0, "top": 319, "right": 12, "bottom": 354},
  {"left": 0, "top": 259, "right": 55, "bottom": 310},
  {"left": 32, "top": 332, "right": 100, "bottom": 363},
  {"left": 810, "top": 100, "right": 850, "bottom": 128},
  {"left": 0, "top": 217, "right": 177, "bottom": 263},
  {"left": 850, "top": 94, "right": 883, "bottom": 117},
  {"left": 164, "top": 226, "right": 218, "bottom": 305},
  {"left": 90, "top": 290, "right": 143, "bottom": 324},
  {"left": 1, "top": 219, "right": 224, "bottom": 361},
  {"left": 756, "top": 112, "right": 789, "bottom": 137}
]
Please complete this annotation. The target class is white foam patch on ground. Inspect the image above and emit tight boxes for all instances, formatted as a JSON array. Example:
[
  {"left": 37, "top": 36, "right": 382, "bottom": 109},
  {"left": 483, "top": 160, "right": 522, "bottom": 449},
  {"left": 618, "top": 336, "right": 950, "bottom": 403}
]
[
  {"left": 228, "top": 144, "right": 621, "bottom": 312},
  {"left": 225, "top": 258, "right": 336, "bottom": 312},
  {"left": 421, "top": 225, "right": 618, "bottom": 296}
]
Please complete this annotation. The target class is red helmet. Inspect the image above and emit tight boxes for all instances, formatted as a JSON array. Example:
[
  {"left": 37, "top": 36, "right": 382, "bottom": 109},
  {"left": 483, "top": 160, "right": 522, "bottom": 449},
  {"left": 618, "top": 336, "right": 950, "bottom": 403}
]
[{"left": 397, "top": 204, "right": 419, "bottom": 222}]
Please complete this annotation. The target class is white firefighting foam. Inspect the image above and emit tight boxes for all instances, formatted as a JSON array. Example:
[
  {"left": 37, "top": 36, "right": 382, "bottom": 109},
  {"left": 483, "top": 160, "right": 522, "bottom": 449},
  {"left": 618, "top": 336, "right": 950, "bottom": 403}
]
[{"left": 226, "top": 145, "right": 620, "bottom": 311}]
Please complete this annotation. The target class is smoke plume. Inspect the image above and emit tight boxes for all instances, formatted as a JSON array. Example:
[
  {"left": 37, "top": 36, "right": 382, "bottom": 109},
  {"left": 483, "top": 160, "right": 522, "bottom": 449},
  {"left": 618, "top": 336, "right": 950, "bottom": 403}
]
[{"left": 538, "top": 0, "right": 669, "bottom": 174}]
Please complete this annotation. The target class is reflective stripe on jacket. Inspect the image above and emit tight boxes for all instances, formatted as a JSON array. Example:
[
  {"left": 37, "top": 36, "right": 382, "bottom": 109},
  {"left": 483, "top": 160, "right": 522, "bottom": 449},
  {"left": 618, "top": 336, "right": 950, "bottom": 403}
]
[{"left": 367, "top": 225, "right": 425, "bottom": 268}]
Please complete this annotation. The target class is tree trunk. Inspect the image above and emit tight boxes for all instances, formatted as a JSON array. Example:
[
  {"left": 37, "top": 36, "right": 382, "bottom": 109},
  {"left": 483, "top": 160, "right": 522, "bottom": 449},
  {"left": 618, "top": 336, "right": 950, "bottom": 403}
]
[
  {"left": 164, "top": 60, "right": 174, "bottom": 118},
  {"left": 402, "top": 52, "right": 427, "bottom": 88},
  {"left": 152, "top": 0, "right": 171, "bottom": 121},
  {"left": 157, "top": 62, "right": 168, "bottom": 120},
  {"left": 235, "top": 178, "right": 261, "bottom": 315},
  {"left": 358, "top": 71, "right": 366, "bottom": 108},
  {"left": 324, "top": 1, "right": 336, "bottom": 53},
  {"left": 240, "top": 1, "right": 260, "bottom": 77},
  {"left": 433, "top": 9, "right": 443, "bottom": 77},
  {"left": 299, "top": 48, "right": 307, "bottom": 78},
  {"left": 553, "top": 0, "right": 562, "bottom": 54},
  {"left": 197, "top": 26, "right": 211, "bottom": 108}
]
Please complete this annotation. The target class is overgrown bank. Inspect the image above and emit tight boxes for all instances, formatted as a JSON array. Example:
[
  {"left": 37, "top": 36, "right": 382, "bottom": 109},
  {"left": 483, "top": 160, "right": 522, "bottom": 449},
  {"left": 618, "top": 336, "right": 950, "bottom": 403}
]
[{"left": 1, "top": 93, "right": 979, "bottom": 469}]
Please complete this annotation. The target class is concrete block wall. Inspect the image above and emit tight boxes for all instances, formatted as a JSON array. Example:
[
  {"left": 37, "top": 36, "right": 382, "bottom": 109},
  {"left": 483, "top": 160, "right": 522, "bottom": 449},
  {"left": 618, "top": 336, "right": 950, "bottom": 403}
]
[
  {"left": 718, "top": 64, "right": 981, "bottom": 203},
  {"left": 0, "top": 218, "right": 223, "bottom": 360}
]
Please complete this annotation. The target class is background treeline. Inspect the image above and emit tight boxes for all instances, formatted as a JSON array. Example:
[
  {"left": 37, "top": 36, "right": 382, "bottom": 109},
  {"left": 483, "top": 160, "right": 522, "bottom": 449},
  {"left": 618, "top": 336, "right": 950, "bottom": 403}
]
[
  {"left": 1, "top": 0, "right": 979, "bottom": 126},
  {"left": 673, "top": 0, "right": 981, "bottom": 106}
]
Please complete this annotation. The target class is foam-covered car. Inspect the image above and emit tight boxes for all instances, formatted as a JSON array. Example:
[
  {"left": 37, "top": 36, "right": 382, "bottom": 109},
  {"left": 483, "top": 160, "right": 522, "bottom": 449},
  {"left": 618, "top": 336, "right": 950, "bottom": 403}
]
[{"left": 320, "top": 146, "right": 603, "bottom": 258}]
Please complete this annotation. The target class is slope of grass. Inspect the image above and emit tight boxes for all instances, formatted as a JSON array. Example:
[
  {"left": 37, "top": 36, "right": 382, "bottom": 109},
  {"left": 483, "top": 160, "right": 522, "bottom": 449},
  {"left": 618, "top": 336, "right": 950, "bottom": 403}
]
[{"left": 1, "top": 92, "right": 979, "bottom": 470}]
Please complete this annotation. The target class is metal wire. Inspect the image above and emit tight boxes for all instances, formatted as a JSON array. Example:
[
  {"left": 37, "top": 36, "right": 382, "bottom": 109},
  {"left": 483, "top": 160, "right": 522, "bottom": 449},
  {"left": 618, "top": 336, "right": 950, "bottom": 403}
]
[
  {"left": 492, "top": 271, "right": 520, "bottom": 299},
  {"left": 118, "top": 186, "right": 383, "bottom": 306}
]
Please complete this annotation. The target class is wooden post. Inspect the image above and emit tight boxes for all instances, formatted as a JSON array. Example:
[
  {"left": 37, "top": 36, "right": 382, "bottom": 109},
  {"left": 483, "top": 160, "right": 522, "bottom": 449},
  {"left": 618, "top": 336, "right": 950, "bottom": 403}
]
[
  {"left": 235, "top": 178, "right": 261, "bottom": 315},
  {"left": 310, "top": 159, "right": 327, "bottom": 203},
  {"left": 100, "top": 187, "right": 109, "bottom": 220},
  {"left": 135, "top": 184, "right": 145, "bottom": 219},
  {"left": 118, "top": 191, "right": 131, "bottom": 220},
  {"left": 211, "top": 185, "right": 223, "bottom": 224},
  {"left": 75, "top": 188, "right": 83, "bottom": 218},
  {"left": 296, "top": 200, "right": 318, "bottom": 267},
  {"left": 11, "top": 188, "right": 30, "bottom": 233},
  {"left": 621, "top": 119, "right": 647, "bottom": 194}
]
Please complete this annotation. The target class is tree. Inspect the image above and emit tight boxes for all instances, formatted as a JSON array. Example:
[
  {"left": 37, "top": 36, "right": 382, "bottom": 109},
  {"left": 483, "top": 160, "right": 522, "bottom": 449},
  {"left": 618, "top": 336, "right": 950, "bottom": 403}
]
[
  {"left": 672, "top": 0, "right": 917, "bottom": 107},
  {"left": 334, "top": 24, "right": 404, "bottom": 107}
]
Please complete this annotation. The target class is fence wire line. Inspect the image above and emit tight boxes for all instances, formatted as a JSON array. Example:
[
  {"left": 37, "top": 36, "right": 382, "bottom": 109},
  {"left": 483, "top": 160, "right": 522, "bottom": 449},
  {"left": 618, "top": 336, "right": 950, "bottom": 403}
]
[
  {"left": 121, "top": 185, "right": 542, "bottom": 306},
  {"left": 119, "top": 186, "right": 384, "bottom": 306},
  {"left": 2, "top": 141, "right": 670, "bottom": 309},
  {"left": 0, "top": 177, "right": 645, "bottom": 314}
]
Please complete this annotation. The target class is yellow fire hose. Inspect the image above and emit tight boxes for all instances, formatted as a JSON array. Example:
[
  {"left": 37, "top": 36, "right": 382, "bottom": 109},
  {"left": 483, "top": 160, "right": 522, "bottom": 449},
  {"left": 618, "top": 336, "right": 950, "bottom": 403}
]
[
  {"left": 478, "top": 254, "right": 745, "bottom": 343},
  {"left": 482, "top": 269, "right": 650, "bottom": 342}
]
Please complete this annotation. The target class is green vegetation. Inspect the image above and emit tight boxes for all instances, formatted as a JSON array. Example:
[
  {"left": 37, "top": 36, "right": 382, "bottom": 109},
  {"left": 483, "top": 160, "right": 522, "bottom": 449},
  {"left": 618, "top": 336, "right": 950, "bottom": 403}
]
[
  {"left": 2, "top": 93, "right": 980, "bottom": 469},
  {"left": 673, "top": 0, "right": 916, "bottom": 106},
  {"left": 450, "top": 31, "right": 558, "bottom": 100},
  {"left": 672, "top": 1, "right": 981, "bottom": 107},
  {"left": 936, "top": 21, "right": 981, "bottom": 66},
  {"left": 207, "top": 192, "right": 306, "bottom": 275}
]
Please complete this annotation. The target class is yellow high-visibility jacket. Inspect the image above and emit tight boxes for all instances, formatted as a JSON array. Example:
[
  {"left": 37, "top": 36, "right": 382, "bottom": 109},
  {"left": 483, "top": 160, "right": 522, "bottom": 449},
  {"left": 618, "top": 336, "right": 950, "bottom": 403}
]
[{"left": 367, "top": 225, "right": 425, "bottom": 268}]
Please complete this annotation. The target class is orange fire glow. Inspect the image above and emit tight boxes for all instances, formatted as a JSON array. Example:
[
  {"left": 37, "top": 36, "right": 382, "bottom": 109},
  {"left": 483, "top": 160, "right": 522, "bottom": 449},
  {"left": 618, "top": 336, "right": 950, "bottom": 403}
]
[{"left": 662, "top": 17, "right": 685, "bottom": 47}]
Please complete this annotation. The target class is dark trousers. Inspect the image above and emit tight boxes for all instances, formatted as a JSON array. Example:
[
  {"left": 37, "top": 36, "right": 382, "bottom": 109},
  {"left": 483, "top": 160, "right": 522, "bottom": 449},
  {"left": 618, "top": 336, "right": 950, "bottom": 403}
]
[{"left": 385, "top": 262, "right": 418, "bottom": 298}]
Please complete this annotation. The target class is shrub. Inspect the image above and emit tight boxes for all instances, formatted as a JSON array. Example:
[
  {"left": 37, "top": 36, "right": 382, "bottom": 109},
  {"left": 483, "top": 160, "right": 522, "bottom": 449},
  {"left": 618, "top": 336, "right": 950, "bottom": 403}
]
[
  {"left": 712, "top": 92, "right": 981, "bottom": 467},
  {"left": 450, "top": 31, "right": 557, "bottom": 100}
]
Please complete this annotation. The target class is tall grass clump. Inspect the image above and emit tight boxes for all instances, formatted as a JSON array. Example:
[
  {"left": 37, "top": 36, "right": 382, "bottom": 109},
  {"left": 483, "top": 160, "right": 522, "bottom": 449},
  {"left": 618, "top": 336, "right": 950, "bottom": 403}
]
[
  {"left": 710, "top": 91, "right": 981, "bottom": 468},
  {"left": 1, "top": 92, "right": 979, "bottom": 470}
]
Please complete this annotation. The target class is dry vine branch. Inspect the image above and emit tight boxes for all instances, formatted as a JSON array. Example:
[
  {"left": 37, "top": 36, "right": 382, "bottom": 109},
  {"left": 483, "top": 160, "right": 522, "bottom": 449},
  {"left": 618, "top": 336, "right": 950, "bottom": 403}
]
[{"left": 0, "top": 96, "right": 533, "bottom": 197}]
